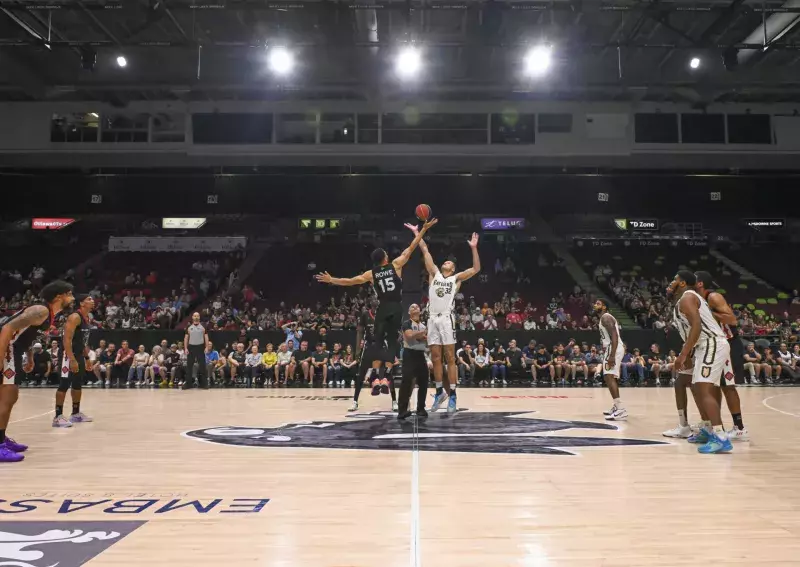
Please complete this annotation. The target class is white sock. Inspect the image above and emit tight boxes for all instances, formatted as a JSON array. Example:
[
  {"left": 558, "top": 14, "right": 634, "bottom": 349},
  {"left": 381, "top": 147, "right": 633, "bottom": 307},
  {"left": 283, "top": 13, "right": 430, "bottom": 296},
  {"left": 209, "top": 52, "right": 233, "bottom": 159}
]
[
  {"left": 450, "top": 384, "right": 456, "bottom": 391},
  {"left": 678, "top": 409, "right": 688, "bottom": 427},
  {"left": 613, "top": 398, "right": 623, "bottom": 409},
  {"left": 713, "top": 425, "right": 727, "bottom": 440},
  {"left": 435, "top": 381, "right": 443, "bottom": 388},
  {"left": 703, "top": 420, "right": 713, "bottom": 433}
]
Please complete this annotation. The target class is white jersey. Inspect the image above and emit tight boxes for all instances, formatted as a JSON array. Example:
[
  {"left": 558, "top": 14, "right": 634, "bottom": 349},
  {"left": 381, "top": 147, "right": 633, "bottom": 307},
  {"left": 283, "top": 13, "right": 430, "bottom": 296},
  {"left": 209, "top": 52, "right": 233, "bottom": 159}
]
[
  {"left": 672, "top": 290, "right": 726, "bottom": 345},
  {"left": 599, "top": 312, "right": 623, "bottom": 352},
  {"left": 428, "top": 271, "right": 459, "bottom": 316}
]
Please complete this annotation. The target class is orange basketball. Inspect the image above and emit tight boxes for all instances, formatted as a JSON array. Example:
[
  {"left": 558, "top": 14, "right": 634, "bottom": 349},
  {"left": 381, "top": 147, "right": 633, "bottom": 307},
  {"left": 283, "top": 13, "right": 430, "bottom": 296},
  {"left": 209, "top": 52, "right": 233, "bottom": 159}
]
[{"left": 415, "top": 204, "right": 432, "bottom": 222}]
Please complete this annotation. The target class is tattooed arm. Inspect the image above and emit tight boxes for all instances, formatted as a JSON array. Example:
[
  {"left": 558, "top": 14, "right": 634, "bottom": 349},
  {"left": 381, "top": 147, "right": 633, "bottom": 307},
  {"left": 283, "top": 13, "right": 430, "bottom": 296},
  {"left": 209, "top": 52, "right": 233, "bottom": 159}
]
[{"left": 0, "top": 305, "right": 49, "bottom": 373}]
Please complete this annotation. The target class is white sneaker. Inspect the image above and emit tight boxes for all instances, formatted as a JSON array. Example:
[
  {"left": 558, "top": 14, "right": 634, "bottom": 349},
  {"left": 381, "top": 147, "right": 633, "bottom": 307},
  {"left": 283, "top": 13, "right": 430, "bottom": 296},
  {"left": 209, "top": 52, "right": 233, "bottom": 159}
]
[
  {"left": 726, "top": 427, "right": 750, "bottom": 441},
  {"left": 350, "top": 380, "right": 355, "bottom": 388},
  {"left": 603, "top": 404, "right": 617, "bottom": 416},
  {"left": 662, "top": 424, "right": 692, "bottom": 438},
  {"left": 52, "top": 415, "right": 73, "bottom": 428},
  {"left": 750, "top": 377, "right": 761, "bottom": 385},
  {"left": 104, "top": 380, "right": 110, "bottom": 387},
  {"left": 339, "top": 380, "right": 344, "bottom": 387},
  {"left": 656, "top": 379, "right": 661, "bottom": 386},
  {"left": 348, "top": 401, "right": 358, "bottom": 412},
  {"left": 392, "top": 401, "right": 398, "bottom": 412},
  {"left": 765, "top": 377, "right": 773, "bottom": 385},
  {"left": 605, "top": 407, "right": 628, "bottom": 421},
  {"left": 502, "top": 379, "right": 508, "bottom": 386}
]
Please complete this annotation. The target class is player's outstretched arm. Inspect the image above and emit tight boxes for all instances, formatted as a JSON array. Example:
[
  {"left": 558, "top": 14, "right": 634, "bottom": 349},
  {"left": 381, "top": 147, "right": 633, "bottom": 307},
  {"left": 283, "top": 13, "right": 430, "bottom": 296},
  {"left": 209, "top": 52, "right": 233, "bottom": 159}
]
[
  {"left": 393, "top": 219, "right": 438, "bottom": 270},
  {"left": 456, "top": 233, "right": 481, "bottom": 282},
  {"left": 315, "top": 270, "right": 373, "bottom": 287},
  {"left": 404, "top": 222, "right": 438, "bottom": 277}
]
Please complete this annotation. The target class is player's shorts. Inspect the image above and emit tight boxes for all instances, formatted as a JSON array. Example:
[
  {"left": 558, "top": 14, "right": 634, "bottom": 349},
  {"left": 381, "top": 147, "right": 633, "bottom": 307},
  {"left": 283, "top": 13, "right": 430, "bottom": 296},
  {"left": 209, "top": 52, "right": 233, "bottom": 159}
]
[
  {"left": 2, "top": 344, "right": 23, "bottom": 386},
  {"left": 692, "top": 338, "right": 735, "bottom": 387},
  {"left": 60, "top": 355, "right": 86, "bottom": 379},
  {"left": 373, "top": 303, "right": 403, "bottom": 348},
  {"left": 427, "top": 313, "right": 457, "bottom": 346},
  {"left": 601, "top": 347, "right": 624, "bottom": 378}
]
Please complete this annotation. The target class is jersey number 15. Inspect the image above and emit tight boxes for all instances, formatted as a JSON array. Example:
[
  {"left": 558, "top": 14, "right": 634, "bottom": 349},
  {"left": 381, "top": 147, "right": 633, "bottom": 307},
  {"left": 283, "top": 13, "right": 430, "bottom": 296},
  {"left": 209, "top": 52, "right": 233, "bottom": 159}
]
[{"left": 377, "top": 278, "right": 396, "bottom": 293}]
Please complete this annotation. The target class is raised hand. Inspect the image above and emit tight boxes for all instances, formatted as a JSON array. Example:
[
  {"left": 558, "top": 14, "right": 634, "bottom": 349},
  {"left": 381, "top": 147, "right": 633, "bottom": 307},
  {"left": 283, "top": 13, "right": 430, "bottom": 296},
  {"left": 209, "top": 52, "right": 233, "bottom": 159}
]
[
  {"left": 315, "top": 272, "right": 333, "bottom": 284},
  {"left": 404, "top": 223, "right": 420, "bottom": 236},
  {"left": 422, "top": 218, "right": 439, "bottom": 231},
  {"left": 468, "top": 232, "right": 479, "bottom": 248}
]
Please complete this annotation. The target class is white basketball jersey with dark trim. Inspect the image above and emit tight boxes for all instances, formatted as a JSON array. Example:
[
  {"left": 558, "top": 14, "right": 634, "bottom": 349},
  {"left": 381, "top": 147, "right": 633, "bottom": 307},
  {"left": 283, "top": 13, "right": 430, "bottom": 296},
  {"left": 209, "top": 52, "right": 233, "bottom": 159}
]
[
  {"left": 673, "top": 290, "right": 726, "bottom": 344},
  {"left": 428, "top": 271, "right": 459, "bottom": 316}
]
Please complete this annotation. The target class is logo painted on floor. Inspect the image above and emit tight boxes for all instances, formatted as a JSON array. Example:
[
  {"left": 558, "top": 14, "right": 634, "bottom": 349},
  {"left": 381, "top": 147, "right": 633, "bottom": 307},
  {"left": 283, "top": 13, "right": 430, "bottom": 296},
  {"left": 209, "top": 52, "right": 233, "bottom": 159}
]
[
  {"left": 0, "top": 521, "right": 144, "bottom": 567},
  {"left": 184, "top": 411, "right": 668, "bottom": 456}
]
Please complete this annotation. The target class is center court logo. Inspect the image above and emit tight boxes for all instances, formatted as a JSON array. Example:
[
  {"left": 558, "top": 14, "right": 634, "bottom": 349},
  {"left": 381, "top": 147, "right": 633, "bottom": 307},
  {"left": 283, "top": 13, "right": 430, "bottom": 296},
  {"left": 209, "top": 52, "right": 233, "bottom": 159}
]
[
  {"left": 0, "top": 521, "right": 144, "bottom": 567},
  {"left": 185, "top": 411, "right": 668, "bottom": 456}
]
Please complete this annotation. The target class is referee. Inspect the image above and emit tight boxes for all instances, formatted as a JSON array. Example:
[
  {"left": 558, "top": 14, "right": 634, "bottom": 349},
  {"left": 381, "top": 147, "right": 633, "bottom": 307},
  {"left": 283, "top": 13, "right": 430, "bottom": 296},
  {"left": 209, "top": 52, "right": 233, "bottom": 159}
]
[
  {"left": 184, "top": 312, "right": 209, "bottom": 390},
  {"left": 397, "top": 304, "right": 430, "bottom": 420}
]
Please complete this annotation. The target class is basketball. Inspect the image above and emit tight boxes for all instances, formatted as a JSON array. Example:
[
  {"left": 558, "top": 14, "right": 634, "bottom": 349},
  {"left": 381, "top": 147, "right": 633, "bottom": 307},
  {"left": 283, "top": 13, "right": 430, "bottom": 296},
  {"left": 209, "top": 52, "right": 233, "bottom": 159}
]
[{"left": 415, "top": 203, "right": 432, "bottom": 222}]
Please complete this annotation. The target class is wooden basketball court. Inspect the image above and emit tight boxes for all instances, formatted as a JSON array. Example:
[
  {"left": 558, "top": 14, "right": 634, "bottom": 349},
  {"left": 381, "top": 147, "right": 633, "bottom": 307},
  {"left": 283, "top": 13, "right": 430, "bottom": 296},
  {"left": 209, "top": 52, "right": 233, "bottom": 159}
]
[{"left": 3, "top": 386, "right": 800, "bottom": 567}]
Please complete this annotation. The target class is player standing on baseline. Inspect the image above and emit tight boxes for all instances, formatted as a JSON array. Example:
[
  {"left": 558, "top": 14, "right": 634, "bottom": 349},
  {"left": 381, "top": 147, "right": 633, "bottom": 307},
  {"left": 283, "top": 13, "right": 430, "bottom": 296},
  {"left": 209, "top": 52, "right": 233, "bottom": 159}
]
[
  {"left": 593, "top": 299, "right": 627, "bottom": 421},
  {"left": 0, "top": 280, "right": 75, "bottom": 462},
  {"left": 412, "top": 230, "right": 480, "bottom": 413},
  {"left": 669, "top": 271, "right": 733, "bottom": 454},
  {"left": 53, "top": 294, "right": 95, "bottom": 428},
  {"left": 316, "top": 219, "right": 437, "bottom": 412}
]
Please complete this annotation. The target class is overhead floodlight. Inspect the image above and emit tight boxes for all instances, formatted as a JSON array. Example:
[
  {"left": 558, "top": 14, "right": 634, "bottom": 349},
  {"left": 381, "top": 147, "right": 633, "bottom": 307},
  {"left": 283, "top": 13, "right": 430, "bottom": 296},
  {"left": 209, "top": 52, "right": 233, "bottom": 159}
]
[
  {"left": 268, "top": 47, "right": 294, "bottom": 76},
  {"left": 523, "top": 44, "right": 552, "bottom": 77},
  {"left": 689, "top": 56, "right": 701, "bottom": 70},
  {"left": 395, "top": 46, "right": 423, "bottom": 80},
  {"left": 116, "top": 55, "right": 128, "bottom": 68}
]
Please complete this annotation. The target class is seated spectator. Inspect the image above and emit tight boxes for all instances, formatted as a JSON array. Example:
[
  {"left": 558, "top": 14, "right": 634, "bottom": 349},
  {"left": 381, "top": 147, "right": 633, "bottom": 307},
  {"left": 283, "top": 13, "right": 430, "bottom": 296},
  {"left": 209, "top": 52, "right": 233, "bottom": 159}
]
[
  {"left": 505, "top": 340, "right": 526, "bottom": 382},
  {"left": 505, "top": 308, "right": 523, "bottom": 330},
  {"left": 311, "top": 342, "right": 329, "bottom": 386},
  {"left": 146, "top": 346, "right": 166, "bottom": 386},
  {"left": 275, "top": 343, "right": 295, "bottom": 386},
  {"left": 584, "top": 346, "right": 602, "bottom": 384},
  {"left": 457, "top": 343, "right": 474, "bottom": 384},
  {"left": 228, "top": 343, "right": 247, "bottom": 387},
  {"left": 340, "top": 345, "right": 358, "bottom": 387},
  {"left": 94, "top": 342, "right": 115, "bottom": 387},
  {"left": 293, "top": 341, "right": 313, "bottom": 385},
  {"left": 245, "top": 345, "right": 262, "bottom": 388},
  {"left": 473, "top": 343, "right": 491, "bottom": 386},
  {"left": 27, "top": 343, "right": 50, "bottom": 387},
  {"left": 645, "top": 344, "right": 669, "bottom": 385},
  {"left": 490, "top": 342, "right": 507, "bottom": 385},
  {"left": 568, "top": 345, "right": 589, "bottom": 385},
  {"left": 743, "top": 342, "right": 764, "bottom": 385},
  {"left": 163, "top": 343, "right": 183, "bottom": 387},
  {"left": 534, "top": 345, "right": 554, "bottom": 385},
  {"left": 262, "top": 344, "right": 278, "bottom": 386},
  {"left": 621, "top": 347, "right": 645, "bottom": 385},
  {"left": 205, "top": 342, "right": 221, "bottom": 386},
  {"left": 763, "top": 347, "right": 781, "bottom": 384},
  {"left": 130, "top": 345, "right": 150, "bottom": 386},
  {"left": 776, "top": 343, "right": 799, "bottom": 382}
]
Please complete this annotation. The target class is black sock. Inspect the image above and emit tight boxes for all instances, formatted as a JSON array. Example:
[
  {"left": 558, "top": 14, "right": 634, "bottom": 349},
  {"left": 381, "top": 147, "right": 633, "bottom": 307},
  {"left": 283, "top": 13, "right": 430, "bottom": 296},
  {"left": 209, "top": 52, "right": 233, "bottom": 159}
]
[
  {"left": 732, "top": 413, "right": 744, "bottom": 430},
  {"left": 436, "top": 386, "right": 444, "bottom": 396},
  {"left": 72, "top": 402, "right": 80, "bottom": 415},
  {"left": 0, "top": 429, "right": 5, "bottom": 443},
  {"left": 56, "top": 405, "right": 63, "bottom": 417}
]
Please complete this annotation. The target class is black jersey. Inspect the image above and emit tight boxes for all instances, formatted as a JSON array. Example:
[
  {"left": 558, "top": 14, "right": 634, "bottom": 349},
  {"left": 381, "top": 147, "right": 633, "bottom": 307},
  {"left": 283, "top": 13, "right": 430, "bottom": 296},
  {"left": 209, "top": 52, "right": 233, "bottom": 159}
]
[
  {"left": 371, "top": 264, "right": 402, "bottom": 304},
  {"left": 0, "top": 304, "right": 55, "bottom": 357},
  {"left": 65, "top": 312, "right": 92, "bottom": 360}
]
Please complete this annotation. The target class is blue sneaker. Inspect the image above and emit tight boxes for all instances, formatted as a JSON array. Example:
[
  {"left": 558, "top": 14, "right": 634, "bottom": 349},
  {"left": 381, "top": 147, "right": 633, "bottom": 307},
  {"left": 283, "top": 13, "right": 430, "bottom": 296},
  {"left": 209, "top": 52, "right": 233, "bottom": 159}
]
[
  {"left": 697, "top": 433, "right": 733, "bottom": 454},
  {"left": 687, "top": 429, "right": 710, "bottom": 444},
  {"left": 430, "top": 391, "right": 448, "bottom": 412},
  {"left": 447, "top": 394, "right": 457, "bottom": 413}
]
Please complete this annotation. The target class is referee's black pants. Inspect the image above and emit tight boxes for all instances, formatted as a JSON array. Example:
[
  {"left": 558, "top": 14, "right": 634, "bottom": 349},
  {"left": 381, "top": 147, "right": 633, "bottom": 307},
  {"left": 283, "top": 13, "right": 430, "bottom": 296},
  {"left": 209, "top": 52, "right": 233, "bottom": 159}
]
[
  {"left": 185, "top": 345, "right": 208, "bottom": 389},
  {"left": 398, "top": 349, "right": 429, "bottom": 414}
]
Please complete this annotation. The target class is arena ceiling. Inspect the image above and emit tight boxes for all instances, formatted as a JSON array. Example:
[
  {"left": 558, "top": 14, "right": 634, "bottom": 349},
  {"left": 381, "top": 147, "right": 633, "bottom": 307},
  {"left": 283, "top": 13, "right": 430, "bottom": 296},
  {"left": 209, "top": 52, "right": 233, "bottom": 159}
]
[{"left": 2, "top": 0, "right": 800, "bottom": 104}]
